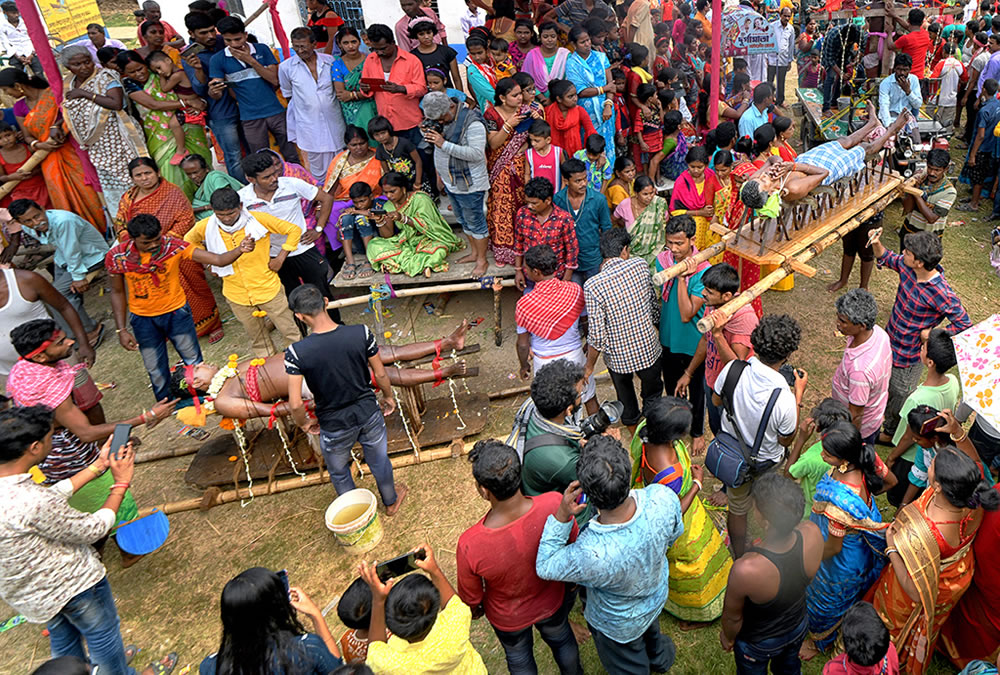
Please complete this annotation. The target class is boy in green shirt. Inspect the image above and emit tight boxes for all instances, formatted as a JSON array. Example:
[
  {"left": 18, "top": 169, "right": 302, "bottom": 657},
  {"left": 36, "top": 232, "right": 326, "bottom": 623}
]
[{"left": 786, "top": 398, "right": 851, "bottom": 517}]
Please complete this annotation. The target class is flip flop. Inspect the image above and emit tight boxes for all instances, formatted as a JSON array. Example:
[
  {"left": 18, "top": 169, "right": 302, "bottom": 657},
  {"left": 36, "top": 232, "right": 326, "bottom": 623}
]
[
  {"left": 341, "top": 263, "right": 358, "bottom": 280},
  {"left": 89, "top": 323, "right": 106, "bottom": 349},
  {"left": 124, "top": 644, "right": 139, "bottom": 665},
  {"left": 146, "top": 652, "right": 178, "bottom": 675},
  {"left": 357, "top": 262, "right": 375, "bottom": 278}
]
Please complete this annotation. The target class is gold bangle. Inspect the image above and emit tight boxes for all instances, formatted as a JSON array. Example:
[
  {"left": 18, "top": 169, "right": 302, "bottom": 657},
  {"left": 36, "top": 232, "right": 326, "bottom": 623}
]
[
  {"left": 951, "top": 430, "right": 969, "bottom": 443},
  {"left": 87, "top": 464, "right": 103, "bottom": 476}
]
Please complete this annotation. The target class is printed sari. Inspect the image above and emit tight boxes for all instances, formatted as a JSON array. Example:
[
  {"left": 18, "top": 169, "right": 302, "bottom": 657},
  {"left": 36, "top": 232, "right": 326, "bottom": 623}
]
[
  {"left": 716, "top": 164, "right": 763, "bottom": 318},
  {"left": 333, "top": 57, "right": 376, "bottom": 135},
  {"left": 565, "top": 49, "right": 616, "bottom": 167},
  {"left": 521, "top": 47, "right": 569, "bottom": 96},
  {"left": 671, "top": 169, "right": 723, "bottom": 264},
  {"left": 807, "top": 475, "right": 889, "bottom": 651},
  {"left": 133, "top": 73, "right": 211, "bottom": 199},
  {"left": 483, "top": 106, "right": 527, "bottom": 265},
  {"left": 116, "top": 179, "right": 223, "bottom": 340},
  {"left": 322, "top": 150, "right": 383, "bottom": 251},
  {"left": 867, "top": 488, "right": 977, "bottom": 675},
  {"left": 627, "top": 194, "right": 668, "bottom": 269},
  {"left": 62, "top": 67, "right": 147, "bottom": 212},
  {"left": 366, "top": 191, "right": 462, "bottom": 276},
  {"left": 20, "top": 90, "right": 106, "bottom": 232},
  {"left": 629, "top": 425, "right": 732, "bottom": 622}
]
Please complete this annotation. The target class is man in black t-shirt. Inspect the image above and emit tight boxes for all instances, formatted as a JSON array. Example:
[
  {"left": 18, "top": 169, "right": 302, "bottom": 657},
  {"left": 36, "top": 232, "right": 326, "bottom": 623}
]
[{"left": 285, "top": 284, "right": 406, "bottom": 515}]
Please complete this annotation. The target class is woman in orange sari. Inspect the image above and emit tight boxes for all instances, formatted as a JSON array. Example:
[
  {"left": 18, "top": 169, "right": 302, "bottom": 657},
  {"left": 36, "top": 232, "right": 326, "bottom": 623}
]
[
  {"left": 867, "top": 442, "right": 1000, "bottom": 675},
  {"left": 712, "top": 154, "right": 763, "bottom": 318},
  {"left": 116, "top": 157, "right": 224, "bottom": 342},
  {"left": 0, "top": 69, "right": 106, "bottom": 232}
]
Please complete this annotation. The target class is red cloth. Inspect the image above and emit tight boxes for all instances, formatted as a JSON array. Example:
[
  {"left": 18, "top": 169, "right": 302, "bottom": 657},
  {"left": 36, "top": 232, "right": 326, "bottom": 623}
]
[
  {"left": 821, "top": 644, "right": 900, "bottom": 675},
  {"left": 545, "top": 103, "right": 597, "bottom": 157},
  {"left": 894, "top": 30, "right": 931, "bottom": 77},
  {"left": 515, "top": 277, "right": 585, "bottom": 340},
  {"left": 7, "top": 359, "right": 83, "bottom": 409},
  {"left": 455, "top": 492, "right": 578, "bottom": 632},
  {"left": 513, "top": 204, "right": 579, "bottom": 277}
]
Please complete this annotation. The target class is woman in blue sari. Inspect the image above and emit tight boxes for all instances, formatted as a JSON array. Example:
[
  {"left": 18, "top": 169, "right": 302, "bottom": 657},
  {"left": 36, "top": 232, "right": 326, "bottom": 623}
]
[
  {"left": 565, "top": 25, "right": 616, "bottom": 167},
  {"left": 801, "top": 420, "right": 893, "bottom": 661}
]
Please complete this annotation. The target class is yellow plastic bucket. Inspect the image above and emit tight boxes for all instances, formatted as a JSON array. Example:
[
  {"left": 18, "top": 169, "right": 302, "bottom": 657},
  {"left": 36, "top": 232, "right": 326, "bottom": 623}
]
[{"left": 325, "top": 488, "right": 383, "bottom": 554}]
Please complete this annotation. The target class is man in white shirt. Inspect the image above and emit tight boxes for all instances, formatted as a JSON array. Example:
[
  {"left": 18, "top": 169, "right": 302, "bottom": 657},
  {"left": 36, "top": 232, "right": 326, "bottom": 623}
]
[
  {"left": 238, "top": 151, "right": 341, "bottom": 325},
  {"left": 878, "top": 52, "right": 923, "bottom": 134},
  {"left": 461, "top": 0, "right": 486, "bottom": 37},
  {"left": 0, "top": 1, "right": 39, "bottom": 77},
  {"left": 0, "top": 406, "right": 151, "bottom": 674},
  {"left": 279, "top": 28, "right": 346, "bottom": 184},
  {"left": 84, "top": 23, "right": 127, "bottom": 64},
  {"left": 930, "top": 43, "right": 965, "bottom": 131},
  {"left": 767, "top": 8, "right": 796, "bottom": 106},
  {"left": 713, "top": 314, "right": 807, "bottom": 558}
]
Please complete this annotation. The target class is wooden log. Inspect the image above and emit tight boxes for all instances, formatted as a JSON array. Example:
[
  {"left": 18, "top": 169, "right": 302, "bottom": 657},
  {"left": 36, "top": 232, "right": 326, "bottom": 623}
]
[
  {"left": 0, "top": 148, "right": 49, "bottom": 200},
  {"left": 487, "top": 373, "right": 612, "bottom": 400},
  {"left": 135, "top": 445, "right": 199, "bottom": 464},
  {"left": 135, "top": 440, "right": 476, "bottom": 518},
  {"left": 651, "top": 233, "right": 735, "bottom": 285},
  {"left": 327, "top": 278, "right": 517, "bottom": 310}
]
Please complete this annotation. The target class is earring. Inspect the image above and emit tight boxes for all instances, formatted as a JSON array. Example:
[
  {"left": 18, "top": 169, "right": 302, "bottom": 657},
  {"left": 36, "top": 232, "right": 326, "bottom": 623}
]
[{"left": 838, "top": 462, "right": 850, "bottom": 474}]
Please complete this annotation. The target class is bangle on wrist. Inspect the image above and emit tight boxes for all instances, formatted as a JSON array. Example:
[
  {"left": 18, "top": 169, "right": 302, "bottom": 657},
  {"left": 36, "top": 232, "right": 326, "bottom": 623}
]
[
  {"left": 110, "top": 483, "right": 130, "bottom": 492},
  {"left": 87, "top": 463, "right": 103, "bottom": 476},
  {"left": 951, "top": 430, "right": 969, "bottom": 443},
  {"left": 885, "top": 547, "right": 898, "bottom": 557},
  {"left": 693, "top": 479, "right": 703, "bottom": 490}
]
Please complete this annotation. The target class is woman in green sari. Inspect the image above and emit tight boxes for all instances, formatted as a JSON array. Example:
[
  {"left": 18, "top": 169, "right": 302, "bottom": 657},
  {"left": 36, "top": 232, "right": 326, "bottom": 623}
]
[
  {"left": 117, "top": 50, "right": 211, "bottom": 199},
  {"left": 611, "top": 174, "right": 668, "bottom": 268},
  {"left": 629, "top": 397, "right": 732, "bottom": 626},
  {"left": 332, "top": 27, "right": 376, "bottom": 140},
  {"left": 368, "top": 172, "right": 463, "bottom": 277}
]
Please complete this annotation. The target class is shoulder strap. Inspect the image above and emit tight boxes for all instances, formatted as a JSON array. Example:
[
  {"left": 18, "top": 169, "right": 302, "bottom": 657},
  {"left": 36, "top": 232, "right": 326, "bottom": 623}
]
[
  {"left": 719, "top": 360, "right": 749, "bottom": 419},
  {"left": 523, "top": 432, "right": 573, "bottom": 455},
  {"left": 749, "top": 388, "right": 783, "bottom": 461}
]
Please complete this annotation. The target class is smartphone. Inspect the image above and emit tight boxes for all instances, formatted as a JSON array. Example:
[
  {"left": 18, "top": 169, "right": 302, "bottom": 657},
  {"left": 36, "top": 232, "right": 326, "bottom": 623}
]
[
  {"left": 376, "top": 549, "right": 426, "bottom": 581},
  {"left": 276, "top": 569, "right": 290, "bottom": 593},
  {"left": 181, "top": 42, "right": 205, "bottom": 59},
  {"left": 370, "top": 205, "right": 386, "bottom": 216},
  {"left": 110, "top": 423, "right": 132, "bottom": 461},
  {"left": 920, "top": 416, "right": 941, "bottom": 437}
]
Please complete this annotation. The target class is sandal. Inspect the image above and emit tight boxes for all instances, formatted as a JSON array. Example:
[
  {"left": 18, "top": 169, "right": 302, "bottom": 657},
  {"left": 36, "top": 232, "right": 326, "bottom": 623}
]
[
  {"left": 357, "top": 262, "right": 375, "bottom": 278},
  {"left": 146, "top": 652, "right": 178, "bottom": 675},
  {"left": 124, "top": 645, "right": 139, "bottom": 665},
  {"left": 955, "top": 202, "right": 978, "bottom": 212},
  {"left": 341, "top": 263, "right": 358, "bottom": 280}
]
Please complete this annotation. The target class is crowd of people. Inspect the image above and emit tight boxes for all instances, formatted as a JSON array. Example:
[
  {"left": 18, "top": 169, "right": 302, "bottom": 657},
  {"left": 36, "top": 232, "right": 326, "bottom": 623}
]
[{"left": 0, "top": 0, "right": 999, "bottom": 673}]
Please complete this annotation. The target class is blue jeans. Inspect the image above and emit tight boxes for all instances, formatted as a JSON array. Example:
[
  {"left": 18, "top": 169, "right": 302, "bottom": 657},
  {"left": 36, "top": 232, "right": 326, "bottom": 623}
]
[
  {"left": 208, "top": 117, "right": 245, "bottom": 182},
  {"left": 705, "top": 377, "right": 722, "bottom": 436},
  {"left": 492, "top": 589, "right": 582, "bottom": 675},
  {"left": 821, "top": 67, "right": 840, "bottom": 112},
  {"left": 589, "top": 617, "right": 676, "bottom": 675},
  {"left": 446, "top": 189, "right": 488, "bottom": 238},
  {"left": 319, "top": 408, "right": 398, "bottom": 507},
  {"left": 130, "top": 304, "right": 203, "bottom": 402},
  {"left": 341, "top": 213, "right": 377, "bottom": 240},
  {"left": 47, "top": 576, "right": 135, "bottom": 675},
  {"left": 733, "top": 621, "right": 807, "bottom": 675}
]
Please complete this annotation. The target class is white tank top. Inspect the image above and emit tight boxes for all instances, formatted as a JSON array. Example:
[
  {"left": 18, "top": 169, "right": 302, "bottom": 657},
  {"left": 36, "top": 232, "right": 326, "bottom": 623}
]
[{"left": 0, "top": 267, "right": 50, "bottom": 379}]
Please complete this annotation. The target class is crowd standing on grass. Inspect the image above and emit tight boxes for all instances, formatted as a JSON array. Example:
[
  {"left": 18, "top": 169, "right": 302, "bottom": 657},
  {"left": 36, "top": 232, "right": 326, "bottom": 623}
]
[{"left": 0, "top": 0, "right": 1000, "bottom": 673}]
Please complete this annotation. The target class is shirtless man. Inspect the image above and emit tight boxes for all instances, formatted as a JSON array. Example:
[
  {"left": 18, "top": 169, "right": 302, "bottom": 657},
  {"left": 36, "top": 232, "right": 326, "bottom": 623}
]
[
  {"left": 171, "top": 321, "right": 475, "bottom": 420},
  {"left": 740, "top": 103, "right": 912, "bottom": 207}
]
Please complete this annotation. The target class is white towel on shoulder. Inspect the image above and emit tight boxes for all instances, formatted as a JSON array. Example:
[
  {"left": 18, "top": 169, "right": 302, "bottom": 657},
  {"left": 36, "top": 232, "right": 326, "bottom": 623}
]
[{"left": 204, "top": 208, "right": 268, "bottom": 277}]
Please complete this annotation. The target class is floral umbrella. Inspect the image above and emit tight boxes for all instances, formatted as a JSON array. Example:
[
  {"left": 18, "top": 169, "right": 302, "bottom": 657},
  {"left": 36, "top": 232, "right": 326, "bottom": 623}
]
[{"left": 952, "top": 314, "right": 1000, "bottom": 431}]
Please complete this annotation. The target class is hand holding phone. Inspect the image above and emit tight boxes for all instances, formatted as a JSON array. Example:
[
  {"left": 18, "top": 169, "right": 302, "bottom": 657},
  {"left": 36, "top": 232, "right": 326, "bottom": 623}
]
[
  {"left": 375, "top": 548, "right": 426, "bottom": 581},
  {"left": 110, "top": 423, "right": 132, "bottom": 460}
]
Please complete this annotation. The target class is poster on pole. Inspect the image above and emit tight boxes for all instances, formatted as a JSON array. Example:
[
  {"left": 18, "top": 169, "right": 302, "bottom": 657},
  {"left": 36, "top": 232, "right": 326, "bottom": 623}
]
[
  {"left": 37, "top": 0, "right": 104, "bottom": 44},
  {"left": 720, "top": 6, "right": 777, "bottom": 56}
]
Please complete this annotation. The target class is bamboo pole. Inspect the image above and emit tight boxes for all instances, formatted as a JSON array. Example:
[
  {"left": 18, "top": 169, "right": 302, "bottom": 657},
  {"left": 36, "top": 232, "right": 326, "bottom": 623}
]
[
  {"left": 696, "top": 178, "right": 913, "bottom": 334},
  {"left": 327, "top": 278, "right": 517, "bottom": 310},
  {"left": 651, "top": 231, "right": 737, "bottom": 286},
  {"left": 0, "top": 148, "right": 48, "bottom": 200},
  {"left": 135, "top": 440, "right": 476, "bottom": 518},
  {"left": 135, "top": 445, "right": 200, "bottom": 464},
  {"left": 487, "top": 372, "right": 612, "bottom": 401}
]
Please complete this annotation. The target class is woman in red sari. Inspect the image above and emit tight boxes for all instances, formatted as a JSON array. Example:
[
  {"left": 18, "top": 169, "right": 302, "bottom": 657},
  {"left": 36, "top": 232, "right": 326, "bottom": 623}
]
[
  {"left": 866, "top": 440, "right": 999, "bottom": 675},
  {"left": 116, "top": 157, "right": 223, "bottom": 342},
  {"left": 0, "top": 69, "right": 106, "bottom": 232},
  {"left": 713, "top": 156, "right": 763, "bottom": 317},
  {"left": 773, "top": 116, "right": 798, "bottom": 162}
]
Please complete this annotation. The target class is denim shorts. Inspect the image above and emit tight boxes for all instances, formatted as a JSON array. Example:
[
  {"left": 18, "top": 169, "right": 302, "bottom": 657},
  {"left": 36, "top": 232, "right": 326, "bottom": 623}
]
[
  {"left": 341, "top": 213, "right": 376, "bottom": 240},
  {"left": 447, "top": 189, "right": 488, "bottom": 239}
]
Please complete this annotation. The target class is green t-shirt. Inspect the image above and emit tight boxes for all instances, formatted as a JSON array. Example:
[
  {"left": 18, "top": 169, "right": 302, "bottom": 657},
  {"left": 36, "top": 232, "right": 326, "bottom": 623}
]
[
  {"left": 521, "top": 417, "right": 592, "bottom": 523},
  {"left": 789, "top": 441, "right": 831, "bottom": 518},
  {"left": 656, "top": 263, "right": 706, "bottom": 356},
  {"left": 891, "top": 374, "right": 961, "bottom": 463}
]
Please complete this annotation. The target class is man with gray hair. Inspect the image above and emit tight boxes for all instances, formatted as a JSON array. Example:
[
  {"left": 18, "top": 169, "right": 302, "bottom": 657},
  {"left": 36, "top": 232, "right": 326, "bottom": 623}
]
[
  {"left": 831, "top": 288, "right": 892, "bottom": 445},
  {"left": 137, "top": 1, "right": 184, "bottom": 48},
  {"left": 421, "top": 90, "right": 491, "bottom": 276}
]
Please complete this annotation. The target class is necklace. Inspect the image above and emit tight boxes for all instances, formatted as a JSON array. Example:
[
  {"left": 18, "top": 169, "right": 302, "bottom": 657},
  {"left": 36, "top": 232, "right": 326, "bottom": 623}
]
[{"left": 203, "top": 357, "right": 239, "bottom": 414}]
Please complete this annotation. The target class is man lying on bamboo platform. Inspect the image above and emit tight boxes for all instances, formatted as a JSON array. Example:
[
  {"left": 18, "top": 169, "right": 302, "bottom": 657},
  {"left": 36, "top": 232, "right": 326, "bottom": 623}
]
[
  {"left": 739, "top": 104, "right": 912, "bottom": 210},
  {"left": 169, "top": 321, "right": 475, "bottom": 422}
]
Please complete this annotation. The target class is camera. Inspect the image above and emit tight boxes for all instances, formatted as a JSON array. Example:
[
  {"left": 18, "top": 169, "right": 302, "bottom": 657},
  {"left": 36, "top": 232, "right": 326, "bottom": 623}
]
[
  {"left": 420, "top": 118, "right": 444, "bottom": 134},
  {"left": 580, "top": 401, "right": 625, "bottom": 438},
  {"left": 778, "top": 364, "right": 803, "bottom": 388}
]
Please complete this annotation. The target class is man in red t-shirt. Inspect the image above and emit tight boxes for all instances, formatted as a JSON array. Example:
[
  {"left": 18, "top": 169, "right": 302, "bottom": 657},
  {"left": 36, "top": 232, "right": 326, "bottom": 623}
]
[
  {"left": 890, "top": 7, "right": 931, "bottom": 79},
  {"left": 456, "top": 439, "right": 581, "bottom": 674}
]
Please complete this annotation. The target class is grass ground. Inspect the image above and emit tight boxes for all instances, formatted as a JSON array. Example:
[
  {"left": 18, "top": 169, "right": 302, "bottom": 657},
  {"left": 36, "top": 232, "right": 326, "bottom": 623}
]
[{"left": 2, "top": 78, "right": 998, "bottom": 675}]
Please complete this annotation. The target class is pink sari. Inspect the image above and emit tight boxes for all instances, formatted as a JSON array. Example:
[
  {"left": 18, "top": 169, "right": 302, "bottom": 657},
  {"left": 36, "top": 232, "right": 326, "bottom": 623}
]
[
  {"left": 522, "top": 47, "right": 569, "bottom": 95},
  {"left": 670, "top": 169, "right": 723, "bottom": 262}
]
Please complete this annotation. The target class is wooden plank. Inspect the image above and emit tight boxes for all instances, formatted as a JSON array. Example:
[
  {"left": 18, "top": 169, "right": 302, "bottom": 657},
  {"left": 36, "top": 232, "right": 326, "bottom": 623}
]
[{"left": 333, "top": 250, "right": 516, "bottom": 288}]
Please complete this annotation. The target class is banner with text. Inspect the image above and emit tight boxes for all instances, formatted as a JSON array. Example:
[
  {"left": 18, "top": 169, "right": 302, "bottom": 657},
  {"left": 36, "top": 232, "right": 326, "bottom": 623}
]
[{"left": 721, "top": 6, "right": 777, "bottom": 56}]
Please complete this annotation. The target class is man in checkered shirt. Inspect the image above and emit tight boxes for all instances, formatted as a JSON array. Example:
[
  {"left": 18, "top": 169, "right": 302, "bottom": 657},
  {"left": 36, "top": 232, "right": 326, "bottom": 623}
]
[{"left": 583, "top": 228, "right": 663, "bottom": 432}]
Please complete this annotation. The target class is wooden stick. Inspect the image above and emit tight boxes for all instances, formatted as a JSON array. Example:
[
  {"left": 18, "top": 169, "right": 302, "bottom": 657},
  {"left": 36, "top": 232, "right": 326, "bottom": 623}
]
[
  {"left": 242, "top": 2, "right": 270, "bottom": 26},
  {"left": 134, "top": 440, "right": 477, "bottom": 518},
  {"left": 135, "top": 445, "right": 199, "bottom": 463},
  {"left": 651, "top": 232, "right": 735, "bottom": 285},
  {"left": 487, "top": 373, "right": 612, "bottom": 400},
  {"left": 0, "top": 148, "right": 49, "bottom": 200},
  {"left": 327, "top": 278, "right": 517, "bottom": 310}
]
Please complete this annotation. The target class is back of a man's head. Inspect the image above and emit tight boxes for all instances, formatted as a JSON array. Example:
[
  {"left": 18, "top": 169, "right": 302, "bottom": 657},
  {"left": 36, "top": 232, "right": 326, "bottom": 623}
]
[
  {"left": 599, "top": 227, "right": 631, "bottom": 261},
  {"left": 577, "top": 434, "right": 631, "bottom": 512},
  {"left": 287, "top": 284, "right": 327, "bottom": 318},
  {"left": 752, "top": 82, "right": 773, "bottom": 106},
  {"left": 523, "top": 244, "right": 558, "bottom": 277},
  {"left": 841, "top": 602, "right": 890, "bottom": 667},
  {"left": 908, "top": 7, "right": 925, "bottom": 26},
  {"left": 468, "top": 439, "right": 521, "bottom": 500},
  {"left": 750, "top": 314, "right": 801, "bottom": 367},
  {"left": 530, "top": 359, "right": 583, "bottom": 419},
  {"left": 0, "top": 406, "right": 53, "bottom": 465},
  {"left": 925, "top": 327, "right": 958, "bottom": 374},
  {"left": 753, "top": 472, "right": 803, "bottom": 537},
  {"left": 31, "top": 656, "right": 92, "bottom": 675},
  {"left": 384, "top": 574, "right": 440, "bottom": 643}
]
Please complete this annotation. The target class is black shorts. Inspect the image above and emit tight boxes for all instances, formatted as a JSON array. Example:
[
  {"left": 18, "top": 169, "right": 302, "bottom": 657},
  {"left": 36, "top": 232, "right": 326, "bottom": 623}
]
[{"left": 842, "top": 213, "right": 882, "bottom": 261}]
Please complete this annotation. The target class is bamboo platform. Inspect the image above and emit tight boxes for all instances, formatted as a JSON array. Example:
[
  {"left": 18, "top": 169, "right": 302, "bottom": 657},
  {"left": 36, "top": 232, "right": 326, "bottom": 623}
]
[{"left": 332, "top": 250, "right": 516, "bottom": 288}]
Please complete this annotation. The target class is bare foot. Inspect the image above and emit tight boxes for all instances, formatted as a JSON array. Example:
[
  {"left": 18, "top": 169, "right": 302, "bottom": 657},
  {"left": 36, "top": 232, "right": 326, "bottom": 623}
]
[
  {"left": 385, "top": 483, "right": 408, "bottom": 516},
  {"left": 799, "top": 637, "right": 820, "bottom": 661},
  {"left": 120, "top": 551, "right": 146, "bottom": 569},
  {"left": 442, "top": 360, "right": 468, "bottom": 378},
  {"left": 690, "top": 436, "right": 707, "bottom": 456},
  {"left": 678, "top": 620, "right": 711, "bottom": 631},
  {"left": 424, "top": 267, "right": 432, "bottom": 278},
  {"left": 570, "top": 619, "right": 591, "bottom": 645},
  {"left": 457, "top": 253, "right": 479, "bottom": 264},
  {"left": 442, "top": 319, "right": 470, "bottom": 351},
  {"left": 471, "top": 259, "right": 488, "bottom": 277},
  {"left": 826, "top": 279, "right": 847, "bottom": 293},
  {"left": 707, "top": 489, "right": 728, "bottom": 507}
]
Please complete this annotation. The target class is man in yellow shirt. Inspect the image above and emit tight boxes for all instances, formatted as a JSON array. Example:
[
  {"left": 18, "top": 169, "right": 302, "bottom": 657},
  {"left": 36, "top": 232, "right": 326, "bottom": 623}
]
[
  {"left": 360, "top": 543, "right": 487, "bottom": 675},
  {"left": 184, "top": 187, "right": 304, "bottom": 357}
]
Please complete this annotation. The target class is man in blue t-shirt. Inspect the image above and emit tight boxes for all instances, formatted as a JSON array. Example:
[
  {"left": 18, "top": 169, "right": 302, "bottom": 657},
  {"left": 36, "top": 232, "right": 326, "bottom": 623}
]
[
  {"left": 182, "top": 11, "right": 244, "bottom": 181},
  {"left": 208, "top": 15, "right": 297, "bottom": 162}
]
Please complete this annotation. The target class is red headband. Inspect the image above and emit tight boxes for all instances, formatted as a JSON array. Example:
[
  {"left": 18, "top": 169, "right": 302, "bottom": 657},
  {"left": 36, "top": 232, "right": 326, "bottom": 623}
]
[
  {"left": 21, "top": 330, "right": 60, "bottom": 361},
  {"left": 184, "top": 364, "right": 202, "bottom": 414}
]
